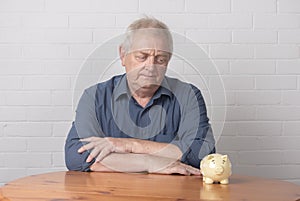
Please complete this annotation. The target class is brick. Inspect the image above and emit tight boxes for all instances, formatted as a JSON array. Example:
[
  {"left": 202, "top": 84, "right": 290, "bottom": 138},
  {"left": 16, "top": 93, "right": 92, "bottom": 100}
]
[
  {"left": 255, "top": 45, "right": 299, "bottom": 59},
  {"left": 0, "top": 169, "right": 26, "bottom": 184},
  {"left": 235, "top": 121, "right": 282, "bottom": 136},
  {"left": 0, "top": 15, "right": 21, "bottom": 27},
  {"left": 210, "top": 45, "right": 254, "bottom": 59},
  {"left": 232, "top": 0, "right": 277, "bottom": 13},
  {"left": 182, "top": 75, "right": 208, "bottom": 90},
  {"left": 238, "top": 151, "right": 282, "bottom": 165},
  {"left": 5, "top": 91, "right": 51, "bottom": 106},
  {"left": 279, "top": 30, "right": 300, "bottom": 44},
  {"left": 27, "top": 107, "right": 73, "bottom": 121},
  {"left": 22, "top": 45, "right": 69, "bottom": 59},
  {"left": 213, "top": 121, "right": 238, "bottom": 136},
  {"left": 0, "top": 76, "right": 22, "bottom": 90},
  {"left": 27, "top": 137, "right": 65, "bottom": 152},
  {"left": 69, "top": 15, "right": 115, "bottom": 28},
  {"left": 162, "top": 14, "right": 208, "bottom": 29},
  {"left": 0, "top": 45, "right": 21, "bottom": 58},
  {"left": 277, "top": 60, "right": 300, "bottom": 74},
  {"left": 256, "top": 107, "right": 300, "bottom": 121},
  {"left": 0, "top": 107, "right": 27, "bottom": 121},
  {"left": 202, "top": 91, "right": 235, "bottom": 106},
  {"left": 236, "top": 91, "right": 281, "bottom": 105},
  {"left": 0, "top": 28, "right": 45, "bottom": 43},
  {"left": 233, "top": 31, "right": 277, "bottom": 44},
  {"left": 186, "top": 0, "right": 230, "bottom": 13},
  {"left": 45, "top": 0, "right": 91, "bottom": 12},
  {"left": 44, "top": 60, "right": 81, "bottom": 75},
  {"left": 282, "top": 91, "right": 300, "bottom": 105},
  {"left": 93, "top": 29, "right": 124, "bottom": 43},
  {"left": 217, "top": 136, "right": 283, "bottom": 151},
  {"left": 279, "top": 136, "right": 300, "bottom": 150},
  {"left": 184, "top": 60, "right": 229, "bottom": 75},
  {"left": 69, "top": 44, "right": 98, "bottom": 59},
  {"left": 44, "top": 29, "right": 92, "bottom": 43},
  {"left": 0, "top": 0, "right": 44, "bottom": 12},
  {"left": 0, "top": 138, "right": 26, "bottom": 152},
  {"left": 27, "top": 167, "right": 67, "bottom": 176},
  {"left": 208, "top": 14, "right": 252, "bottom": 29},
  {"left": 256, "top": 76, "right": 297, "bottom": 90},
  {"left": 187, "top": 30, "right": 231, "bottom": 43},
  {"left": 225, "top": 106, "right": 256, "bottom": 121},
  {"left": 21, "top": 14, "right": 68, "bottom": 28},
  {"left": 91, "top": 0, "right": 138, "bottom": 13},
  {"left": 254, "top": 14, "right": 300, "bottom": 29},
  {"left": 53, "top": 122, "right": 71, "bottom": 137},
  {"left": 283, "top": 122, "right": 300, "bottom": 136},
  {"left": 0, "top": 61, "right": 43, "bottom": 75},
  {"left": 52, "top": 152, "right": 65, "bottom": 167},
  {"left": 278, "top": 0, "right": 300, "bottom": 13},
  {"left": 210, "top": 76, "right": 255, "bottom": 90},
  {"left": 140, "top": 0, "right": 184, "bottom": 13},
  {"left": 283, "top": 151, "right": 300, "bottom": 164},
  {"left": 4, "top": 153, "right": 52, "bottom": 168},
  {"left": 234, "top": 165, "right": 300, "bottom": 180},
  {"left": 52, "top": 91, "right": 72, "bottom": 106},
  {"left": 23, "top": 76, "right": 70, "bottom": 90},
  {"left": 231, "top": 60, "right": 276, "bottom": 75},
  {"left": 4, "top": 123, "right": 52, "bottom": 137}
]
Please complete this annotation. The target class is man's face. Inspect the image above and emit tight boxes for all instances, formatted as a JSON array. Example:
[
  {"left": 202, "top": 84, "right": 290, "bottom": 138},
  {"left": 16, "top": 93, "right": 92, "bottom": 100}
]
[{"left": 120, "top": 32, "right": 171, "bottom": 93}]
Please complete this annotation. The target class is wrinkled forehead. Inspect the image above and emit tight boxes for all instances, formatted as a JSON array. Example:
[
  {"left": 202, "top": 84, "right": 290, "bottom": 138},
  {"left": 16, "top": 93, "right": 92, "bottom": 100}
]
[{"left": 127, "top": 29, "right": 172, "bottom": 54}]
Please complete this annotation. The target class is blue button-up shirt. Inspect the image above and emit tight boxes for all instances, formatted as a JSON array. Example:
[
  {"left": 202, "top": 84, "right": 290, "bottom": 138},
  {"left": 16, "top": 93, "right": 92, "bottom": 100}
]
[{"left": 65, "top": 74, "right": 215, "bottom": 171}]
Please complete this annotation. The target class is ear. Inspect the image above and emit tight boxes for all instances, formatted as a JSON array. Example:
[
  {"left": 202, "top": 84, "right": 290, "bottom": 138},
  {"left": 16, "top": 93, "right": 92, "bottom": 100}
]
[
  {"left": 222, "top": 155, "right": 228, "bottom": 161},
  {"left": 207, "top": 155, "right": 214, "bottom": 160},
  {"left": 119, "top": 45, "right": 126, "bottom": 67}
]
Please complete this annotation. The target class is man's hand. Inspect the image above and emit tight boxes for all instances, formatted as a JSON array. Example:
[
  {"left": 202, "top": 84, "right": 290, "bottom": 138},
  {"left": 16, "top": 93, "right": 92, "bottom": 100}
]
[
  {"left": 78, "top": 137, "right": 134, "bottom": 162},
  {"left": 147, "top": 155, "right": 201, "bottom": 176}
]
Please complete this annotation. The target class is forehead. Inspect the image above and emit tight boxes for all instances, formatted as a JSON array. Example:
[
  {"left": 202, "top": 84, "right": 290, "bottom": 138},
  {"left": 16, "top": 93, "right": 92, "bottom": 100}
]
[{"left": 129, "top": 31, "right": 172, "bottom": 54}]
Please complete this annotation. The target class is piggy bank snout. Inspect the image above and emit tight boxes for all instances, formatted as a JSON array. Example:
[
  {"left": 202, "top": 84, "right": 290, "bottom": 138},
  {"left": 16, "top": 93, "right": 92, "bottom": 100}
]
[{"left": 215, "top": 166, "right": 224, "bottom": 174}]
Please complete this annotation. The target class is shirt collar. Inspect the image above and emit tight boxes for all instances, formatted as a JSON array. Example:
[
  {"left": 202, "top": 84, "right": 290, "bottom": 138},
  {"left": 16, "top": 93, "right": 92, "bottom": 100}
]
[{"left": 113, "top": 74, "right": 172, "bottom": 101}]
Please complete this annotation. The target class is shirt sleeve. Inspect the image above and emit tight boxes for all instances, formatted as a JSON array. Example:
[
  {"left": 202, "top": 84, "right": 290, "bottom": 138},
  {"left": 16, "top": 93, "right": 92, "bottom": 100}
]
[
  {"left": 64, "top": 85, "right": 104, "bottom": 171},
  {"left": 171, "top": 84, "right": 216, "bottom": 168}
]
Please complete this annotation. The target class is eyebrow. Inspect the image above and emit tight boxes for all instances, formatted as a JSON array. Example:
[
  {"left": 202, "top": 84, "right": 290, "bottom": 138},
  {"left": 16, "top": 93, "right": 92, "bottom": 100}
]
[{"left": 137, "top": 50, "right": 170, "bottom": 57}]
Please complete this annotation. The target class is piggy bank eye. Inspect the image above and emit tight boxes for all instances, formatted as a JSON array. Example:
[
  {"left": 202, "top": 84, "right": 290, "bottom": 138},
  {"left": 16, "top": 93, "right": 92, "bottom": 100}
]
[
  {"left": 222, "top": 160, "right": 226, "bottom": 164},
  {"left": 212, "top": 160, "right": 215, "bottom": 164}
]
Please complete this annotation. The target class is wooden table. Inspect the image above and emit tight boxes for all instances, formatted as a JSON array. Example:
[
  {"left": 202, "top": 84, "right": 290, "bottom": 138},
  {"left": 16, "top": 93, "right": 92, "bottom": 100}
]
[{"left": 0, "top": 171, "right": 299, "bottom": 201}]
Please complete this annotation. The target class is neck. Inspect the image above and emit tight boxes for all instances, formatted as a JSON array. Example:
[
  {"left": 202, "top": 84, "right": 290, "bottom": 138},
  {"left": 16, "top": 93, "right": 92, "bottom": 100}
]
[{"left": 129, "top": 85, "right": 159, "bottom": 108}]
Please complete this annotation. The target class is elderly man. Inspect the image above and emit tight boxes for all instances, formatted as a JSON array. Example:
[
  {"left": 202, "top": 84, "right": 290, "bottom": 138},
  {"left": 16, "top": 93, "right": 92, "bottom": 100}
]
[{"left": 65, "top": 17, "right": 215, "bottom": 175}]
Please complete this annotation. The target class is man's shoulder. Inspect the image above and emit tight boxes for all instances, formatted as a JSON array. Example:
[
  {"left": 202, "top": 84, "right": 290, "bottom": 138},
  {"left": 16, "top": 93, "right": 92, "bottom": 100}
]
[
  {"left": 165, "top": 76, "right": 201, "bottom": 93},
  {"left": 84, "top": 74, "right": 124, "bottom": 94}
]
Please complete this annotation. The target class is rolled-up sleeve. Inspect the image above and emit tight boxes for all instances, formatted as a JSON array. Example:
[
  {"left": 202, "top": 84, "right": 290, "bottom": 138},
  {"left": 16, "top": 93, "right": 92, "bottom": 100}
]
[
  {"left": 65, "top": 122, "right": 94, "bottom": 171},
  {"left": 171, "top": 84, "right": 215, "bottom": 168},
  {"left": 64, "top": 85, "right": 103, "bottom": 171}
]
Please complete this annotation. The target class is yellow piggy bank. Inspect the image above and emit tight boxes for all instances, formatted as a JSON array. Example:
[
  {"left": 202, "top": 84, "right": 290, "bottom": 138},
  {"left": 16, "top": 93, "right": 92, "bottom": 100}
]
[{"left": 200, "top": 153, "right": 232, "bottom": 184}]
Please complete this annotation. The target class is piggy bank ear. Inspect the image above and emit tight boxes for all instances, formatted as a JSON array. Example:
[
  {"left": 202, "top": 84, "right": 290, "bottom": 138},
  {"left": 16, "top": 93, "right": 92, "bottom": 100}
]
[
  {"left": 222, "top": 155, "right": 228, "bottom": 161},
  {"left": 207, "top": 155, "right": 214, "bottom": 160}
]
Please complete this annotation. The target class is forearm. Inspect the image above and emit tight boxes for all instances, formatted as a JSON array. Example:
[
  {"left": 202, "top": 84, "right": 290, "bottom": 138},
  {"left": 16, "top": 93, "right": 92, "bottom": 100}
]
[
  {"left": 90, "top": 153, "right": 149, "bottom": 172},
  {"left": 108, "top": 137, "right": 183, "bottom": 160}
]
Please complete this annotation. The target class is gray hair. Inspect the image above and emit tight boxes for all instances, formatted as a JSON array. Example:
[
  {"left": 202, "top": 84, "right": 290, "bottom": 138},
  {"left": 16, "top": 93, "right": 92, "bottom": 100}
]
[{"left": 121, "top": 17, "right": 173, "bottom": 54}]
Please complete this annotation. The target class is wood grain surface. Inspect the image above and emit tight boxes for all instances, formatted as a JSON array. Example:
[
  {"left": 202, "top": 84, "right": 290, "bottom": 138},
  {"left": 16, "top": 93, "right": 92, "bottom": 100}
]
[{"left": 0, "top": 171, "right": 300, "bottom": 201}]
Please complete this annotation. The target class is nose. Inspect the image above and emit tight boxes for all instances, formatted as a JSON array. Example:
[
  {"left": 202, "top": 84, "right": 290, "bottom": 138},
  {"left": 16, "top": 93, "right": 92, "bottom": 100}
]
[
  {"left": 215, "top": 167, "right": 224, "bottom": 175},
  {"left": 145, "top": 55, "right": 155, "bottom": 65},
  {"left": 144, "top": 56, "right": 156, "bottom": 71}
]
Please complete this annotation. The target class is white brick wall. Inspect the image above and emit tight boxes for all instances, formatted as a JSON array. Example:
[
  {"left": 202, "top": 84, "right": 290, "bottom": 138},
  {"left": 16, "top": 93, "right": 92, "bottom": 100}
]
[{"left": 0, "top": 0, "right": 299, "bottom": 187}]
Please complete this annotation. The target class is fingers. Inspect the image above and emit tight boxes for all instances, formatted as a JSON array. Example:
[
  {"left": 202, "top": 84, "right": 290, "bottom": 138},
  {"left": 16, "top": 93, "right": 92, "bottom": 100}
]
[
  {"left": 95, "top": 147, "right": 112, "bottom": 162},
  {"left": 161, "top": 163, "right": 201, "bottom": 176}
]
